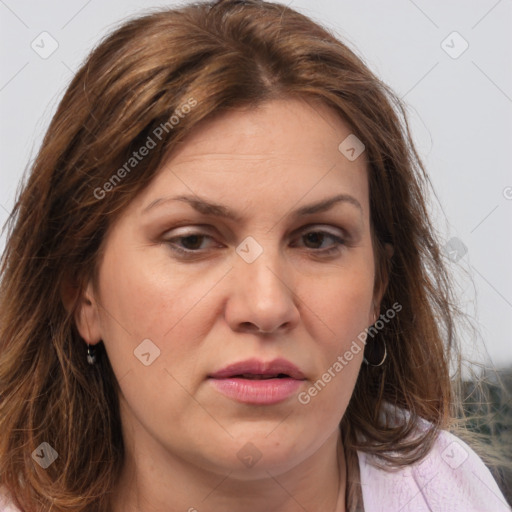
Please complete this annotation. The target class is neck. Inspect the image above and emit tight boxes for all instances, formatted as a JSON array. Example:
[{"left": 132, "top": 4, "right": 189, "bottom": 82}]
[{"left": 110, "top": 423, "right": 346, "bottom": 512}]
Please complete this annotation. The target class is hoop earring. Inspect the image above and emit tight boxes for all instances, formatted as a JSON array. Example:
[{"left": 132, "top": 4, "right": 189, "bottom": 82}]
[
  {"left": 86, "top": 343, "right": 97, "bottom": 365},
  {"left": 363, "top": 338, "right": 387, "bottom": 367}
]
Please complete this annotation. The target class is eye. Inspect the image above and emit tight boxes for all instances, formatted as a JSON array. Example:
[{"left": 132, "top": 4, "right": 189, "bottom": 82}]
[
  {"left": 292, "top": 228, "right": 346, "bottom": 255},
  {"left": 164, "top": 232, "right": 219, "bottom": 258}
]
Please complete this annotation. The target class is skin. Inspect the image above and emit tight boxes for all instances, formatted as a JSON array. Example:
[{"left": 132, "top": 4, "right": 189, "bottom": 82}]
[{"left": 75, "top": 97, "right": 386, "bottom": 512}]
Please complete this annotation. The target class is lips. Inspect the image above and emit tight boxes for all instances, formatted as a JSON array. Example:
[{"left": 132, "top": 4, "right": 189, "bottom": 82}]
[
  {"left": 208, "top": 358, "right": 306, "bottom": 381},
  {"left": 208, "top": 358, "right": 306, "bottom": 405}
]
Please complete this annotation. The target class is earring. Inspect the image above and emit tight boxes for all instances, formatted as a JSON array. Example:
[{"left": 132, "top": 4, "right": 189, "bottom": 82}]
[
  {"left": 86, "top": 343, "right": 97, "bottom": 365},
  {"left": 363, "top": 338, "right": 387, "bottom": 367}
]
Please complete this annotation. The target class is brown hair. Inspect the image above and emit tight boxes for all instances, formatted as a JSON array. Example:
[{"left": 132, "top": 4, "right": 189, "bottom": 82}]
[{"left": 0, "top": 0, "right": 473, "bottom": 510}]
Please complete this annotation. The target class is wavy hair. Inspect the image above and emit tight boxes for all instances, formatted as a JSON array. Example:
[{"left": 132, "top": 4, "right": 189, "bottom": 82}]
[{"left": 0, "top": 0, "right": 477, "bottom": 510}]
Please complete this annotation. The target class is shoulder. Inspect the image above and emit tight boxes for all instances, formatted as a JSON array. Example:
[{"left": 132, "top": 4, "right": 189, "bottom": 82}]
[
  {"left": 357, "top": 429, "right": 511, "bottom": 512},
  {"left": 0, "top": 486, "right": 21, "bottom": 512}
]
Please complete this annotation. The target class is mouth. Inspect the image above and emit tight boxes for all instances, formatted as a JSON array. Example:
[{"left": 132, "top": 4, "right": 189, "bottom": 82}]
[
  {"left": 208, "top": 359, "right": 306, "bottom": 405},
  {"left": 208, "top": 358, "right": 306, "bottom": 381}
]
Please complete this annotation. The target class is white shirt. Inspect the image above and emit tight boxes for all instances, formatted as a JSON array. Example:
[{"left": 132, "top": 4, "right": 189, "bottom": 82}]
[{"left": 1, "top": 430, "right": 510, "bottom": 511}]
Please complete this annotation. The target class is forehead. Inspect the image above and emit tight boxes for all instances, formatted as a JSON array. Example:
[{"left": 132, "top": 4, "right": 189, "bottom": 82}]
[
  {"left": 130, "top": 97, "right": 370, "bottom": 218},
  {"left": 169, "top": 97, "right": 356, "bottom": 165}
]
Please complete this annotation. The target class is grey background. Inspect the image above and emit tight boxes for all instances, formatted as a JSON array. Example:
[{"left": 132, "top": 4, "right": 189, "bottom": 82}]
[{"left": 1, "top": 0, "right": 511, "bottom": 368}]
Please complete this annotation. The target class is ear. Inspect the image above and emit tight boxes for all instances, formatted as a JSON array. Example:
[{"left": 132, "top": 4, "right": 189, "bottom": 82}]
[
  {"left": 61, "top": 277, "right": 102, "bottom": 346},
  {"left": 372, "top": 242, "right": 394, "bottom": 321}
]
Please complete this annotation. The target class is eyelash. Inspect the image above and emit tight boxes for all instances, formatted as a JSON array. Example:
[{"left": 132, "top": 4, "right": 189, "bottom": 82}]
[{"left": 163, "top": 228, "right": 347, "bottom": 259}]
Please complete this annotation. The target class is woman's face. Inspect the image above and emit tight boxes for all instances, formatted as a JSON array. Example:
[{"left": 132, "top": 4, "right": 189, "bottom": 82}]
[{"left": 78, "top": 97, "right": 381, "bottom": 479}]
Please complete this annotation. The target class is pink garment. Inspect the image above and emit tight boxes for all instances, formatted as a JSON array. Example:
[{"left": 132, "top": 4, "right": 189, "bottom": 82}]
[
  {"left": 1, "top": 430, "right": 510, "bottom": 511},
  {"left": 357, "top": 429, "right": 511, "bottom": 511},
  {"left": 0, "top": 493, "right": 18, "bottom": 512}
]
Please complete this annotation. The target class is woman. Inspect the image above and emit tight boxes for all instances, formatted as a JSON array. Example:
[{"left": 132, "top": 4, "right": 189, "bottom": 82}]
[{"left": 0, "top": 0, "right": 509, "bottom": 510}]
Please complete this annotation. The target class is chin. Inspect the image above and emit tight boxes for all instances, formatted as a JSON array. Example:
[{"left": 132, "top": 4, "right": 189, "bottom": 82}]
[{"left": 197, "top": 430, "right": 315, "bottom": 479}]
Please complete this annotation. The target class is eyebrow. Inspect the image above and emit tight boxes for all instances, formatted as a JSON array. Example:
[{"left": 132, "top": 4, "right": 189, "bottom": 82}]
[{"left": 142, "top": 193, "right": 362, "bottom": 221}]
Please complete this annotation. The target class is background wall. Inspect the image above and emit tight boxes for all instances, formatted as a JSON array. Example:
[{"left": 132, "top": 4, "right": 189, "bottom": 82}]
[{"left": 1, "top": 0, "right": 511, "bottom": 368}]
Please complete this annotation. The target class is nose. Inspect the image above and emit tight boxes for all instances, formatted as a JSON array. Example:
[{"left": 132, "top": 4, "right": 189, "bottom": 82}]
[{"left": 224, "top": 243, "right": 300, "bottom": 336}]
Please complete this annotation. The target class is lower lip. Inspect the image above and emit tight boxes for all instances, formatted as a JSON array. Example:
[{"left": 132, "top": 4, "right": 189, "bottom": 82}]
[{"left": 209, "top": 377, "right": 304, "bottom": 405}]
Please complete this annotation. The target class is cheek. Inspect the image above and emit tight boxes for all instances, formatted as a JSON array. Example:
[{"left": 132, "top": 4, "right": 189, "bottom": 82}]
[
  {"left": 298, "top": 271, "right": 371, "bottom": 419},
  {"left": 94, "top": 251, "right": 218, "bottom": 430},
  {"left": 95, "top": 241, "right": 230, "bottom": 381},
  {"left": 302, "top": 259, "right": 375, "bottom": 346}
]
